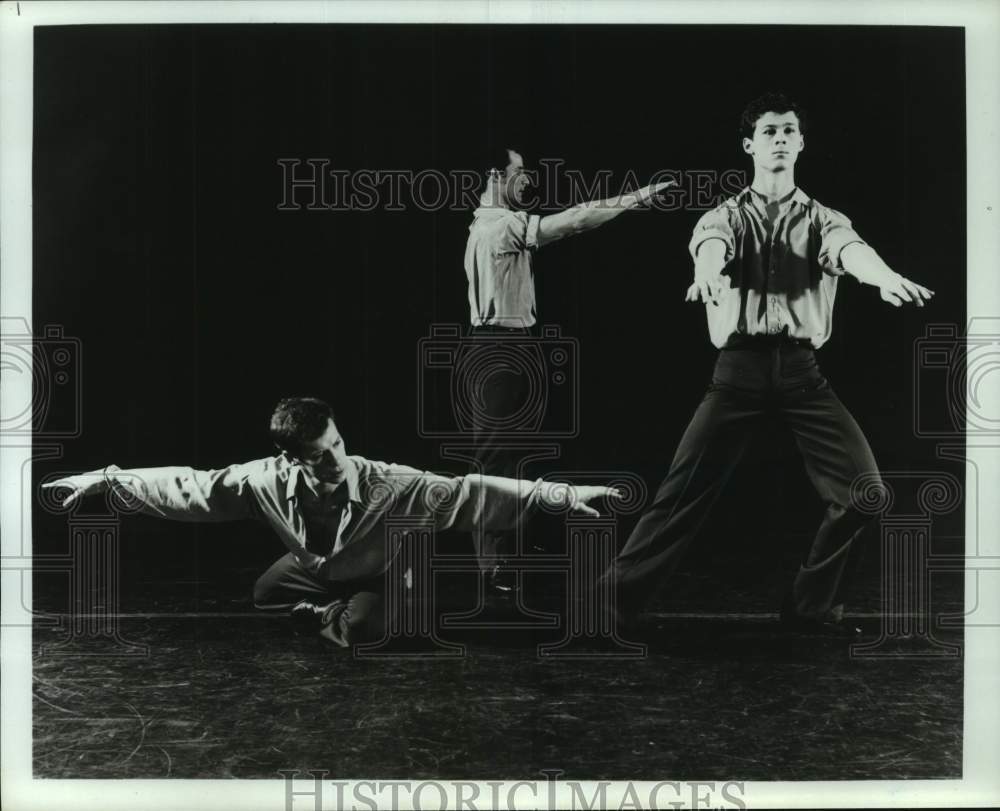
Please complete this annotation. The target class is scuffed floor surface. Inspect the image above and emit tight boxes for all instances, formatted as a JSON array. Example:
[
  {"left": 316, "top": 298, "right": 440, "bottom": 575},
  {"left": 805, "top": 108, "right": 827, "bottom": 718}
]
[
  {"left": 32, "top": 612, "right": 962, "bottom": 781},
  {"left": 30, "top": 530, "right": 965, "bottom": 781}
]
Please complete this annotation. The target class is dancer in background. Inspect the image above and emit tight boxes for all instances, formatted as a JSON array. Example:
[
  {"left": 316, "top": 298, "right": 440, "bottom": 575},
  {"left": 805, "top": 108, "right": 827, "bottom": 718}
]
[{"left": 465, "top": 148, "right": 672, "bottom": 594}]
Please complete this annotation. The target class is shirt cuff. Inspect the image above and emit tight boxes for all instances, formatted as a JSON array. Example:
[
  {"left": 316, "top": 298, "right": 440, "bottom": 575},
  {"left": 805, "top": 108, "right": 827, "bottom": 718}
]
[
  {"left": 688, "top": 229, "right": 733, "bottom": 263},
  {"left": 822, "top": 234, "right": 867, "bottom": 276},
  {"left": 524, "top": 214, "right": 541, "bottom": 250}
]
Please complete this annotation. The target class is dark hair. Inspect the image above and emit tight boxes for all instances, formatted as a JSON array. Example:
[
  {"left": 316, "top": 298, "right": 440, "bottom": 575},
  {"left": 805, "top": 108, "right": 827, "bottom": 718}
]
[
  {"left": 740, "top": 92, "right": 807, "bottom": 140},
  {"left": 269, "top": 397, "right": 334, "bottom": 454},
  {"left": 484, "top": 146, "right": 524, "bottom": 177}
]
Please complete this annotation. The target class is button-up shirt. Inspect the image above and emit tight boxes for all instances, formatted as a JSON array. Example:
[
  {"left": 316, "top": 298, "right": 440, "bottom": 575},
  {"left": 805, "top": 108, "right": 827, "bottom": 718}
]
[
  {"left": 107, "top": 455, "right": 542, "bottom": 582},
  {"left": 465, "top": 205, "right": 541, "bottom": 328},
  {"left": 688, "top": 187, "right": 866, "bottom": 349}
]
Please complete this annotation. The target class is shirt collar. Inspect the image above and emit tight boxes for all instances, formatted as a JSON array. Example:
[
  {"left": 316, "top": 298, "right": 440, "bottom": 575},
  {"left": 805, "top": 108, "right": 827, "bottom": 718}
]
[
  {"left": 283, "top": 455, "right": 361, "bottom": 505},
  {"left": 738, "top": 186, "right": 811, "bottom": 207}
]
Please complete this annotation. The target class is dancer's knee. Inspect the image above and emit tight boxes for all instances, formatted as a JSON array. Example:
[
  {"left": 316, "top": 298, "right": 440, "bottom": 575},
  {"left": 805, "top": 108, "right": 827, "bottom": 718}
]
[{"left": 252, "top": 572, "right": 277, "bottom": 609}]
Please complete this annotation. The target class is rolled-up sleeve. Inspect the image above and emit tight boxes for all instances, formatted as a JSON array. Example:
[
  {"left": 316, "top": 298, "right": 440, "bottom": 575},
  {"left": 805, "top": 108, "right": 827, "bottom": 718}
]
[
  {"left": 108, "top": 464, "right": 256, "bottom": 522},
  {"left": 497, "top": 211, "right": 541, "bottom": 254},
  {"left": 689, "top": 204, "right": 736, "bottom": 263},
  {"left": 816, "top": 205, "right": 866, "bottom": 276}
]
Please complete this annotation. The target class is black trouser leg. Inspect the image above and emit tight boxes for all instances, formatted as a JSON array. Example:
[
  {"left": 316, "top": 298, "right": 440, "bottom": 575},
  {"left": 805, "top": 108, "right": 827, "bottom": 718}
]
[
  {"left": 469, "top": 334, "right": 532, "bottom": 573},
  {"left": 253, "top": 552, "right": 337, "bottom": 610},
  {"left": 600, "top": 381, "right": 763, "bottom": 614},
  {"left": 780, "top": 382, "right": 880, "bottom": 620},
  {"left": 602, "top": 340, "right": 880, "bottom": 620}
]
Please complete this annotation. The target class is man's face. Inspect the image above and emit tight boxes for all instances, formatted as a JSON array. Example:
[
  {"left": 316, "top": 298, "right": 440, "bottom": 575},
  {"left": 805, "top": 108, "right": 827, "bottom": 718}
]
[
  {"left": 743, "top": 111, "right": 804, "bottom": 172},
  {"left": 295, "top": 418, "right": 349, "bottom": 486},
  {"left": 501, "top": 149, "right": 533, "bottom": 208}
]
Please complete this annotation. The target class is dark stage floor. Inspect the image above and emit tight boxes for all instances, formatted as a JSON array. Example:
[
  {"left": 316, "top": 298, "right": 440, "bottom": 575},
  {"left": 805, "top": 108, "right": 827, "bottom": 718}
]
[{"left": 31, "top": 534, "right": 965, "bottom": 782}]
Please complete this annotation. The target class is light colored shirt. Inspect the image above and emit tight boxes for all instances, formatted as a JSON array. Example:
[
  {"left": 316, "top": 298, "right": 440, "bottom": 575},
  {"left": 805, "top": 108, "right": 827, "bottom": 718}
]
[
  {"left": 688, "top": 187, "right": 866, "bottom": 349},
  {"left": 106, "top": 454, "right": 542, "bottom": 582},
  {"left": 464, "top": 206, "right": 541, "bottom": 328}
]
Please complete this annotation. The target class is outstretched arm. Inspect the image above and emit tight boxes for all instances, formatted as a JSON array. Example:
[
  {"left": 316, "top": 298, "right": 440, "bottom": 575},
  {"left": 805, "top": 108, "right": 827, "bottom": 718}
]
[
  {"left": 537, "top": 181, "right": 675, "bottom": 247},
  {"left": 840, "top": 243, "right": 935, "bottom": 307},
  {"left": 452, "top": 474, "right": 622, "bottom": 530},
  {"left": 385, "top": 468, "right": 623, "bottom": 533},
  {"left": 685, "top": 239, "right": 729, "bottom": 306},
  {"left": 42, "top": 464, "right": 255, "bottom": 522}
]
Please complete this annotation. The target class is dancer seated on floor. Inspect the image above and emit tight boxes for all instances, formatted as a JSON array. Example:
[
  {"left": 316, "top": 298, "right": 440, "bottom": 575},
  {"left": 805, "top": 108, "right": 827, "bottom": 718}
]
[{"left": 44, "top": 396, "right": 621, "bottom": 647}]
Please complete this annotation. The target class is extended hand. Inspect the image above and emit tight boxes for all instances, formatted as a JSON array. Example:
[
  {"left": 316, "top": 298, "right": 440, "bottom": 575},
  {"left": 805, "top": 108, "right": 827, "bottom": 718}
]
[
  {"left": 685, "top": 270, "right": 731, "bottom": 306},
  {"left": 41, "top": 467, "right": 116, "bottom": 508},
  {"left": 540, "top": 484, "right": 624, "bottom": 517},
  {"left": 879, "top": 273, "right": 935, "bottom": 307},
  {"left": 629, "top": 180, "right": 677, "bottom": 209}
]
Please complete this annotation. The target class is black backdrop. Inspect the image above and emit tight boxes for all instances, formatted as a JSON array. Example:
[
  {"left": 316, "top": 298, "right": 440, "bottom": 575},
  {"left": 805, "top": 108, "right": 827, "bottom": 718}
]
[{"left": 32, "top": 24, "right": 965, "bottom": 574}]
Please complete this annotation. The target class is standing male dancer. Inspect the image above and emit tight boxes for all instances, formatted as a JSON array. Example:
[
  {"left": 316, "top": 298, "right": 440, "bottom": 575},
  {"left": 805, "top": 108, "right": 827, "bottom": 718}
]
[
  {"left": 600, "top": 93, "right": 933, "bottom": 636},
  {"left": 465, "top": 148, "right": 671, "bottom": 594}
]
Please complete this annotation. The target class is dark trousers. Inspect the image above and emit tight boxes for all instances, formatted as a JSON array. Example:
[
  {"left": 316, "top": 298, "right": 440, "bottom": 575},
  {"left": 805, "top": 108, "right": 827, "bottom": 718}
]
[
  {"left": 601, "top": 338, "right": 881, "bottom": 620},
  {"left": 469, "top": 325, "right": 532, "bottom": 573},
  {"left": 253, "top": 553, "right": 389, "bottom": 647}
]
